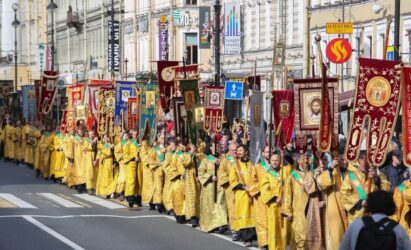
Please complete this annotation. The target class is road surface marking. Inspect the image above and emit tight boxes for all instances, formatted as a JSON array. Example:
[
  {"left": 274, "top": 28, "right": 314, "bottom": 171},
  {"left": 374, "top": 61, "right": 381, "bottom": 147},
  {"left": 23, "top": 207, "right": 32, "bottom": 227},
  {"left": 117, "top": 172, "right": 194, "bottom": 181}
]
[
  {"left": 38, "top": 193, "right": 83, "bottom": 208},
  {"left": 73, "top": 194, "right": 126, "bottom": 209},
  {"left": 0, "top": 193, "right": 37, "bottom": 208},
  {"left": 22, "top": 215, "right": 85, "bottom": 250},
  {"left": 58, "top": 194, "right": 92, "bottom": 208},
  {"left": 0, "top": 197, "right": 16, "bottom": 208}
]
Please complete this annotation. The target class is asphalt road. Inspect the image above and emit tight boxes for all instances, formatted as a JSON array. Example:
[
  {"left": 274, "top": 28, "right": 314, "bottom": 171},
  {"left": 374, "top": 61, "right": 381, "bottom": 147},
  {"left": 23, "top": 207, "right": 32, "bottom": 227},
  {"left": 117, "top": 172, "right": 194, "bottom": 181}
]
[{"left": 0, "top": 160, "right": 255, "bottom": 250}]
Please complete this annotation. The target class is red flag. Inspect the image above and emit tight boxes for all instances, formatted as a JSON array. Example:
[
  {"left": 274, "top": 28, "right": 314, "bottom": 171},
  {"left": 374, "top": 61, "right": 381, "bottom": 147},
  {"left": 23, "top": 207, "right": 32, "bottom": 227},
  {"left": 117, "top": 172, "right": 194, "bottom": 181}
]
[{"left": 157, "top": 61, "right": 179, "bottom": 111}]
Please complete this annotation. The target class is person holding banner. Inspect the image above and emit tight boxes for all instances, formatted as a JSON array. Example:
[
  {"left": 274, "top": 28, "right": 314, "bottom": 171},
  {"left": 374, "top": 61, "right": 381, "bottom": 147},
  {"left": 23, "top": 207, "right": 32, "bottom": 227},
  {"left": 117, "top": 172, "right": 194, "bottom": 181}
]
[
  {"left": 229, "top": 144, "right": 256, "bottom": 247},
  {"left": 251, "top": 146, "right": 271, "bottom": 249},
  {"left": 96, "top": 134, "right": 115, "bottom": 197},
  {"left": 73, "top": 126, "right": 86, "bottom": 193},
  {"left": 3, "top": 119, "right": 14, "bottom": 161},
  {"left": 12, "top": 120, "right": 22, "bottom": 164},
  {"left": 260, "top": 153, "right": 285, "bottom": 250},
  {"left": 217, "top": 142, "right": 238, "bottom": 240},
  {"left": 51, "top": 127, "right": 65, "bottom": 183},
  {"left": 340, "top": 150, "right": 390, "bottom": 225},
  {"left": 392, "top": 174, "right": 411, "bottom": 238},
  {"left": 281, "top": 152, "right": 311, "bottom": 250},
  {"left": 182, "top": 143, "right": 200, "bottom": 227},
  {"left": 83, "top": 130, "right": 99, "bottom": 195},
  {"left": 162, "top": 140, "right": 177, "bottom": 214},
  {"left": 113, "top": 132, "right": 129, "bottom": 201},
  {"left": 198, "top": 138, "right": 228, "bottom": 233},
  {"left": 124, "top": 129, "right": 141, "bottom": 208},
  {"left": 315, "top": 151, "right": 349, "bottom": 250},
  {"left": 63, "top": 129, "right": 75, "bottom": 188},
  {"left": 140, "top": 140, "right": 155, "bottom": 208}
]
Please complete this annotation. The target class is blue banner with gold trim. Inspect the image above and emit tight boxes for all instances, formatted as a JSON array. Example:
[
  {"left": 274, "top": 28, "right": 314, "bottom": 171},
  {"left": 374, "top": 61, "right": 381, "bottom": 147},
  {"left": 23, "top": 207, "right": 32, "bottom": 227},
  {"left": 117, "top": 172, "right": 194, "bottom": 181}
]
[
  {"left": 115, "top": 81, "right": 136, "bottom": 129},
  {"left": 139, "top": 81, "right": 159, "bottom": 142}
]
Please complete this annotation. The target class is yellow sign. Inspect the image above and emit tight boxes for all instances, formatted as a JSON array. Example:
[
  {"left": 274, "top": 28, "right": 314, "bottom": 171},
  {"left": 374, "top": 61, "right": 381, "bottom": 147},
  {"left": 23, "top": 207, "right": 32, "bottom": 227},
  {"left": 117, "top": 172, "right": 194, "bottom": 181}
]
[
  {"left": 326, "top": 22, "right": 353, "bottom": 34},
  {"left": 159, "top": 15, "right": 168, "bottom": 23}
]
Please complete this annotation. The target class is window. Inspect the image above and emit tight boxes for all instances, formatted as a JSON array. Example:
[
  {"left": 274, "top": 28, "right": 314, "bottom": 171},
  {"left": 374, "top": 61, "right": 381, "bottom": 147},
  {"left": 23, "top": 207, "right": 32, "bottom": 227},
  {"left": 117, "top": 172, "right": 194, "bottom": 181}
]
[
  {"left": 186, "top": 0, "right": 197, "bottom": 5},
  {"left": 366, "top": 35, "right": 372, "bottom": 58},
  {"left": 185, "top": 33, "right": 198, "bottom": 65}
]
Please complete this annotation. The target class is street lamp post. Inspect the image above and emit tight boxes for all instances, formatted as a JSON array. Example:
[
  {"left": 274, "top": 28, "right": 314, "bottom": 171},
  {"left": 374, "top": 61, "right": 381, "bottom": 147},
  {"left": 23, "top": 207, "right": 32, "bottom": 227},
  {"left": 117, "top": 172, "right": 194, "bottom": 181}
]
[
  {"left": 214, "top": 0, "right": 221, "bottom": 86},
  {"left": 12, "top": 3, "right": 20, "bottom": 92},
  {"left": 124, "top": 58, "right": 129, "bottom": 80},
  {"left": 47, "top": 0, "right": 58, "bottom": 71}
]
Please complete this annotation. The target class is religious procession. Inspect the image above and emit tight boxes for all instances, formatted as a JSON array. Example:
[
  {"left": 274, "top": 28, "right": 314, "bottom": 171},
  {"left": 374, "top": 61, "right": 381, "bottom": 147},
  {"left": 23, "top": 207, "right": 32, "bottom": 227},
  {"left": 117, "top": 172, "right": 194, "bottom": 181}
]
[{"left": 1, "top": 42, "right": 411, "bottom": 249}]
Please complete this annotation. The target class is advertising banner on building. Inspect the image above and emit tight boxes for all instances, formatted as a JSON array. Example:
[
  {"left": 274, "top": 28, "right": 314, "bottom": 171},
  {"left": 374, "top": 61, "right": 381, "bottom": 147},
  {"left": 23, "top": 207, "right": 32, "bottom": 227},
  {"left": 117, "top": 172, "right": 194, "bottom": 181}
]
[
  {"left": 224, "top": 3, "right": 241, "bottom": 54},
  {"left": 199, "top": 6, "right": 211, "bottom": 49},
  {"left": 159, "top": 16, "right": 169, "bottom": 61},
  {"left": 108, "top": 20, "right": 120, "bottom": 72}
]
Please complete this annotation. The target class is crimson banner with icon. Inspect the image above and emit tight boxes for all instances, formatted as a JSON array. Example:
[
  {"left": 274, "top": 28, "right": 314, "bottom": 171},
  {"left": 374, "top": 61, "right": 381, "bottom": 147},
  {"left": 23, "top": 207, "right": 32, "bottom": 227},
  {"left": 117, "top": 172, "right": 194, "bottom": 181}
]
[
  {"left": 402, "top": 67, "right": 411, "bottom": 167},
  {"left": 203, "top": 86, "right": 225, "bottom": 133},
  {"left": 127, "top": 97, "right": 139, "bottom": 131},
  {"left": 346, "top": 58, "right": 402, "bottom": 166},
  {"left": 157, "top": 61, "right": 179, "bottom": 111},
  {"left": 40, "top": 71, "right": 58, "bottom": 114},
  {"left": 272, "top": 90, "right": 295, "bottom": 148},
  {"left": 97, "top": 87, "right": 116, "bottom": 137}
]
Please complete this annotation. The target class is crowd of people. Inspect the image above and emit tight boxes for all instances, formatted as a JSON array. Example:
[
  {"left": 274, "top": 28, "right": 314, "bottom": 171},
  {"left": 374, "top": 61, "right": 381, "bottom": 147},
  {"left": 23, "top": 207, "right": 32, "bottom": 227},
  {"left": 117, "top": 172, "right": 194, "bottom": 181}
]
[{"left": 1, "top": 115, "right": 411, "bottom": 250}]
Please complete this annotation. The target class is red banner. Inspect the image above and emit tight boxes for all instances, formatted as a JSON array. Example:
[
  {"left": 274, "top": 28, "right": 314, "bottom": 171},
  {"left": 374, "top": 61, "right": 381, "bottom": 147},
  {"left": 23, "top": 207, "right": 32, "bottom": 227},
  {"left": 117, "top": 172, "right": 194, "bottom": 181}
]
[
  {"left": 318, "top": 64, "right": 332, "bottom": 152},
  {"left": 67, "top": 85, "right": 85, "bottom": 109},
  {"left": 272, "top": 90, "right": 295, "bottom": 148},
  {"left": 203, "top": 86, "right": 225, "bottom": 133},
  {"left": 402, "top": 67, "right": 411, "bottom": 167},
  {"left": 39, "top": 71, "right": 58, "bottom": 114},
  {"left": 174, "top": 65, "right": 199, "bottom": 80},
  {"left": 127, "top": 97, "right": 139, "bottom": 130},
  {"left": 157, "top": 61, "right": 179, "bottom": 111},
  {"left": 87, "top": 79, "right": 111, "bottom": 120},
  {"left": 60, "top": 110, "right": 67, "bottom": 132},
  {"left": 346, "top": 58, "right": 402, "bottom": 166}
]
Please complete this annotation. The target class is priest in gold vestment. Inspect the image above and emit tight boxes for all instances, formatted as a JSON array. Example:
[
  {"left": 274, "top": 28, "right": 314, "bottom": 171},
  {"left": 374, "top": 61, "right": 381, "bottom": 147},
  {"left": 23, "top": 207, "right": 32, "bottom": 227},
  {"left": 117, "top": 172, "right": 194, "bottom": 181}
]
[{"left": 198, "top": 140, "right": 228, "bottom": 233}]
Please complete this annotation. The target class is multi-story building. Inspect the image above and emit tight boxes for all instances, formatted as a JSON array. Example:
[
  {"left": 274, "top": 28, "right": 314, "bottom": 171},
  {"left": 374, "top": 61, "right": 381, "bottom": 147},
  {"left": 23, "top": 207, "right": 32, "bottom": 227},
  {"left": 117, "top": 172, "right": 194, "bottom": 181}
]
[{"left": 308, "top": 0, "right": 411, "bottom": 134}]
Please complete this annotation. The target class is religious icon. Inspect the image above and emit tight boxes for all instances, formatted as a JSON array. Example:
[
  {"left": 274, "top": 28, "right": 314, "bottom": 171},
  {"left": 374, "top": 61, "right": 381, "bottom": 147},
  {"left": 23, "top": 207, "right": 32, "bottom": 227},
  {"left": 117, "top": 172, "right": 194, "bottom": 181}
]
[
  {"left": 73, "top": 92, "right": 81, "bottom": 106},
  {"left": 210, "top": 92, "right": 220, "bottom": 106},
  {"left": 194, "top": 106, "right": 205, "bottom": 123},
  {"left": 145, "top": 91, "right": 155, "bottom": 108},
  {"left": 46, "top": 79, "right": 55, "bottom": 91},
  {"left": 365, "top": 76, "right": 391, "bottom": 107},
  {"left": 105, "top": 97, "right": 115, "bottom": 109},
  {"left": 184, "top": 91, "right": 195, "bottom": 110},
  {"left": 122, "top": 90, "right": 130, "bottom": 102},
  {"left": 280, "top": 101, "right": 290, "bottom": 118},
  {"left": 131, "top": 102, "right": 137, "bottom": 114},
  {"left": 309, "top": 97, "right": 321, "bottom": 122}
]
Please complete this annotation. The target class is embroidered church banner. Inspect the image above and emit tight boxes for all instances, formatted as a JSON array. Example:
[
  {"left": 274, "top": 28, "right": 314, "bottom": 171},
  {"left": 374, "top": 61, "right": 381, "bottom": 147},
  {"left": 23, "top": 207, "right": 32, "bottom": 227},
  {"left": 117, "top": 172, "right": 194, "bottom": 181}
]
[
  {"left": 21, "top": 85, "right": 37, "bottom": 122},
  {"left": 318, "top": 63, "right": 333, "bottom": 153},
  {"left": 86, "top": 79, "right": 112, "bottom": 121},
  {"left": 203, "top": 86, "right": 225, "bottom": 133},
  {"left": 157, "top": 61, "right": 179, "bottom": 111},
  {"left": 127, "top": 97, "right": 139, "bottom": 130},
  {"left": 293, "top": 77, "right": 339, "bottom": 136},
  {"left": 250, "top": 91, "right": 265, "bottom": 164},
  {"left": 403, "top": 67, "right": 411, "bottom": 167},
  {"left": 139, "top": 81, "right": 159, "bottom": 142},
  {"left": 97, "top": 87, "right": 116, "bottom": 137},
  {"left": 346, "top": 58, "right": 402, "bottom": 166},
  {"left": 40, "top": 71, "right": 58, "bottom": 114},
  {"left": 272, "top": 90, "right": 295, "bottom": 147},
  {"left": 115, "top": 81, "right": 136, "bottom": 129}
]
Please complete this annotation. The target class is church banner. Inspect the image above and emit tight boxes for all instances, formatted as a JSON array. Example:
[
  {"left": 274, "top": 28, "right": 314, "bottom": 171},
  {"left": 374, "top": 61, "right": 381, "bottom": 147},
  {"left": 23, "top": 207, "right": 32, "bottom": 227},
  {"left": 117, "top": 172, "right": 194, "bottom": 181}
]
[
  {"left": 34, "top": 80, "right": 41, "bottom": 117},
  {"left": 67, "top": 84, "right": 85, "bottom": 109},
  {"left": 180, "top": 79, "right": 200, "bottom": 111},
  {"left": 115, "top": 81, "right": 136, "bottom": 129},
  {"left": 174, "top": 65, "right": 199, "bottom": 80},
  {"left": 97, "top": 86, "right": 116, "bottom": 138},
  {"left": 401, "top": 67, "right": 411, "bottom": 167},
  {"left": 318, "top": 64, "right": 332, "bottom": 153},
  {"left": 39, "top": 70, "right": 58, "bottom": 114},
  {"left": 139, "top": 81, "right": 159, "bottom": 142},
  {"left": 127, "top": 97, "right": 139, "bottom": 130},
  {"left": 293, "top": 78, "right": 339, "bottom": 136},
  {"left": 346, "top": 58, "right": 402, "bottom": 166},
  {"left": 250, "top": 91, "right": 265, "bottom": 164},
  {"left": 21, "top": 85, "right": 37, "bottom": 122},
  {"left": 203, "top": 86, "right": 225, "bottom": 133},
  {"left": 86, "top": 79, "right": 112, "bottom": 121},
  {"left": 272, "top": 90, "right": 295, "bottom": 148},
  {"left": 157, "top": 61, "right": 179, "bottom": 111}
]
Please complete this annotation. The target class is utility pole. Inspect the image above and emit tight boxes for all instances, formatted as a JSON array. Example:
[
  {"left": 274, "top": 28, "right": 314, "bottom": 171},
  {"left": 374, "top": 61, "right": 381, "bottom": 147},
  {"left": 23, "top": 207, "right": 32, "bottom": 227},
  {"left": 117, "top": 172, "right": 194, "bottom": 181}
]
[
  {"left": 12, "top": 3, "right": 20, "bottom": 92},
  {"left": 110, "top": 0, "right": 115, "bottom": 80},
  {"left": 394, "top": 0, "right": 400, "bottom": 61},
  {"left": 214, "top": 0, "right": 221, "bottom": 86},
  {"left": 47, "top": 0, "right": 58, "bottom": 71}
]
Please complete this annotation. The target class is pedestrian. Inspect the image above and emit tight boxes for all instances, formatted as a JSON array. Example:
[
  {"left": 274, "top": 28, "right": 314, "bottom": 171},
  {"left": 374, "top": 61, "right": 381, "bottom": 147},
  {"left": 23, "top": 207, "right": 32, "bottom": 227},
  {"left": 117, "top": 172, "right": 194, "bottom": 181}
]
[
  {"left": 340, "top": 190, "right": 411, "bottom": 250},
  {"left": 381, "top": 149, "right": 408, "bottom": 192}
]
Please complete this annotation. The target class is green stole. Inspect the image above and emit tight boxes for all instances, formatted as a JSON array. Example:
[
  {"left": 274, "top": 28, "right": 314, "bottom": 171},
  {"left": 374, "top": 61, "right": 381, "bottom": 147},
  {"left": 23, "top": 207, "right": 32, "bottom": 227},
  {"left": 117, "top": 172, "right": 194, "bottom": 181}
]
[
  {"left": 348, "top": 171, "right": 367, "bottom": 200},
  {"left": 398, "top": 183, "right": 405, "bottom": 193},
  {"left": 260, "top": 160, "right": 280, "bottom": 180},
  {"left": 154, "top": 146, "right": 165, "bottom": 162},
  {"left": 291, "top": 170, "right": 304, "bottom": 185}
]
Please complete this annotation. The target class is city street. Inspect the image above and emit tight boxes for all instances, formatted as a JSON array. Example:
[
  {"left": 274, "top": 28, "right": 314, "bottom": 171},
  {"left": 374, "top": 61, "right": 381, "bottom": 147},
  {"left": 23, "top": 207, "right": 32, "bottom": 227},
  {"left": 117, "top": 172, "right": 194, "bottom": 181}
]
[{"left": 0, "top": 161, "right": 253, "bottom": 250}]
